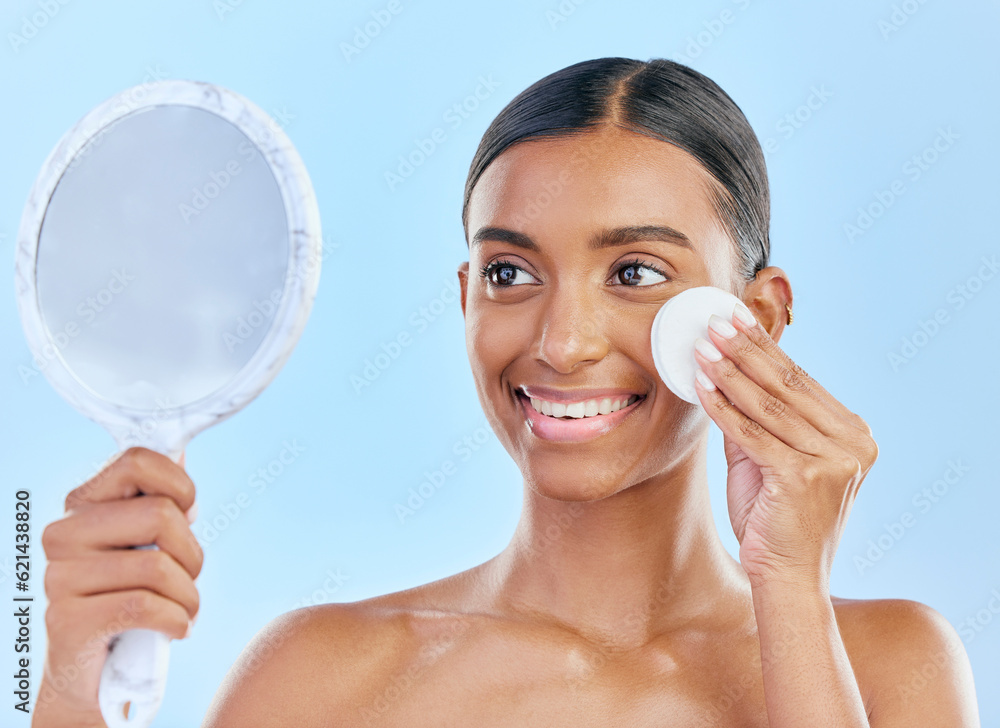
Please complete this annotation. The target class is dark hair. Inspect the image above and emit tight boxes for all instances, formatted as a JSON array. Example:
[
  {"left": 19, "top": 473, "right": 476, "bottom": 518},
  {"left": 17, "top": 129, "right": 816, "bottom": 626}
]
[{"left": 461, "top": 57, "right": 770, "bottom": 284}]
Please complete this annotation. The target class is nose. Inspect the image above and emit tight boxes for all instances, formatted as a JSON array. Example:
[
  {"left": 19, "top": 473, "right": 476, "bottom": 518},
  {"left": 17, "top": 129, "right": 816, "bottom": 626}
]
[{"left": 534, "top": 287, "right": 610, "bottom": 373}]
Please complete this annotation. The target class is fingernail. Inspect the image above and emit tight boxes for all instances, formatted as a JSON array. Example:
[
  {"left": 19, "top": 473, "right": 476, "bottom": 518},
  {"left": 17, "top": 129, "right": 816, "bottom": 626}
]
[
  {"left": 694, "top": 336, "right": 723, "bottom": 362},
  {"left": 695, "top": 367, "right": 716, "bottom": 391},
  {"left": 733, "top": 303, "right": 757, "bottom": 328},
  {"left": 708, "top": 313, "right": 738, "bottom": 338},
  {"left": 185, "top": 619, "right": 193, "bottom": 638},
  {"left": 185, "top": 501, "right": 198, "bottom": 524}
]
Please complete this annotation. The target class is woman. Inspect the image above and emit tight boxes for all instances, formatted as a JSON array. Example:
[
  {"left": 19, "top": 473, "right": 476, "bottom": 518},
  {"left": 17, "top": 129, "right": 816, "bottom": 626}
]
[{"left": 34, "top": 57, "right": 980, "bottom": 727}]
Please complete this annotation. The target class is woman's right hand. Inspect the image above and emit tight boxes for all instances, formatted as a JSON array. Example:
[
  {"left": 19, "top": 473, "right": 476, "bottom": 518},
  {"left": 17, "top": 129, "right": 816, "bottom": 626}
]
[{"left": 32, "top": 446, "right": 203, "bottom": 727}]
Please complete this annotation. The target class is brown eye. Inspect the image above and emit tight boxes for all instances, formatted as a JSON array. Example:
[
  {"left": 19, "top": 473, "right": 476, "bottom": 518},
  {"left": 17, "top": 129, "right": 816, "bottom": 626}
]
[
  {"left": 479, "top": 260, "right": 537, "bottom": 287},
  {"left": 613, "top": 260, "right": 669, "bottom": 287}
]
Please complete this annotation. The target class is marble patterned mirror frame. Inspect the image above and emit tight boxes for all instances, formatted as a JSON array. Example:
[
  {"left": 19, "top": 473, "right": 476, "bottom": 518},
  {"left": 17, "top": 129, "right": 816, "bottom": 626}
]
[{"left": 14, "top": 79, "right": 323, "bottom": 458}]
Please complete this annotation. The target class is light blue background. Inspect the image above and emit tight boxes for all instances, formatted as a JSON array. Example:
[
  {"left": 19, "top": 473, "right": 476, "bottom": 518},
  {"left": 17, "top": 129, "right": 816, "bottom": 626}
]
[{"left": 2, "top": 0, "right": 997, "bottom": 725}]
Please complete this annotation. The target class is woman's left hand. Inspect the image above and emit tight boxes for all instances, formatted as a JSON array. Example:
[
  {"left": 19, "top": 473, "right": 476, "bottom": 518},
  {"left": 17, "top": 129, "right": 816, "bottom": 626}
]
[{"left": 692, "top": 306, "right": 879, "bottom": 591}]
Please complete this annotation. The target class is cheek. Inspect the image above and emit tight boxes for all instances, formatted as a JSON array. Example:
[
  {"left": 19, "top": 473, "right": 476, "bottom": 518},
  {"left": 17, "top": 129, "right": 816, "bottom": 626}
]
[
  {"left": 606, "top": 304, "right": 658, "bottom": 367},
  {"left": 465, "top": 302, "right": 530, "bottom": 386},
  {"left": 464, "top": 303, "right": 532, "bottom": 460}
]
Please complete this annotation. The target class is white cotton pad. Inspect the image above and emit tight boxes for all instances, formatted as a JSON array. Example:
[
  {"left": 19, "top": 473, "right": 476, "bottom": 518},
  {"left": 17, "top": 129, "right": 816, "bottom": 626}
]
[{"left": 650, "top": 286, "right": 748, "bottom": 406}]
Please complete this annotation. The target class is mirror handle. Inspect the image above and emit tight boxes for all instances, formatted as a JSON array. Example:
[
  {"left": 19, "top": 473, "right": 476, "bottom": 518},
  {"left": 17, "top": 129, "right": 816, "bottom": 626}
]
[
  {"left": 98, "top": 444, "right": 185, "bottom": 728},
  {"left": 98, "top": 625, "right": 171, "bottom": 727}
]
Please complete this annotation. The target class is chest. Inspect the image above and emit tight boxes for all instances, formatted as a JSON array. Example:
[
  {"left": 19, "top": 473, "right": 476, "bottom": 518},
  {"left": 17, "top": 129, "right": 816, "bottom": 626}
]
[{"left": 350, "top": 629, "right": 771, "bottom": 727}]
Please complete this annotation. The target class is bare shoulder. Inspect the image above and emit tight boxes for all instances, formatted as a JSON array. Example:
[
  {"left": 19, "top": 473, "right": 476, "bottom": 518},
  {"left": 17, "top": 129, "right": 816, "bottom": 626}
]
[
  {"left": 199, "top": 601, "right": 392, "bottom": 727},
  {"left": 201, "top": 576, "right": 479, "bottom": 728},
  {"left": 829, "top": 595, "right": 981, "bottom": 726}
]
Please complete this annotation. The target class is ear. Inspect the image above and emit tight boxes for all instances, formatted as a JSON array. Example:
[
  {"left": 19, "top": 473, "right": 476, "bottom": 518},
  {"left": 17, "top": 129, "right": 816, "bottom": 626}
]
[
  {"left": 740, "top": 266, "right": 792, "bottom": 344},
  {"left": 457, "top": 261, "right": 469, "bottom": 319}
]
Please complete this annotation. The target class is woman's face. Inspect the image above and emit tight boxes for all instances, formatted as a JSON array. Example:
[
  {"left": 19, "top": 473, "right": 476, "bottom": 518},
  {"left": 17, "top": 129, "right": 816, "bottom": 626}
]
[{"left": 459, "top": 124, "right": 744, "bottom": 501}]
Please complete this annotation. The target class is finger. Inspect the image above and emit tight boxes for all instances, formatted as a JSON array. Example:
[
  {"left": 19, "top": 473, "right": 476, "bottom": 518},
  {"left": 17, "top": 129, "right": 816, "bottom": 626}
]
[
  {"left": 694, "top": 340, "right": 826, "bottom": 456},
  {"left": 45, "top": 551, "right": 199, "bottom": 619},
  {"left": 66, "top": 446, "right": 195, "bottom": 515},
  {"left": 728, "top": 305, "right": 866, "bottom": 432},
  {"left": 42, "top": 496, "right": 204, "bottom": 580},
  {"left": 707, "top": 310, "right": 862, "bottom": 440},
  {"left": 47, "top": 590, "right": 192, "bottom": 647},
  {"left": 693, "top": 359, "right": 805, "bottom": 471}
]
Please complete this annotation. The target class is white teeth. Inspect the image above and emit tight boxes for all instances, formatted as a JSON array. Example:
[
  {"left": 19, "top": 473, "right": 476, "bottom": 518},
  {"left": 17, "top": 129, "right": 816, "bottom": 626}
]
[{"left": 527, "top": 393, "right": 640, "bottom": 419}]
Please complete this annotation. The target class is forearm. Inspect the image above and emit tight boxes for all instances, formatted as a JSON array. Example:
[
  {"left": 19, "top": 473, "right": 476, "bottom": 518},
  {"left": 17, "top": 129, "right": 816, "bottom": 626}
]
[{"left": 751, "top": 580, "right": 869, "bottom": 727}]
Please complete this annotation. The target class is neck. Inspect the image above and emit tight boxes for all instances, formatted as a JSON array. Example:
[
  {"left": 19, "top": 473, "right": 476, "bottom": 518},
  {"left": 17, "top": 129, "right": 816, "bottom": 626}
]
[{"left": 483, "top": 436, "right": 750, "bottom": 648}]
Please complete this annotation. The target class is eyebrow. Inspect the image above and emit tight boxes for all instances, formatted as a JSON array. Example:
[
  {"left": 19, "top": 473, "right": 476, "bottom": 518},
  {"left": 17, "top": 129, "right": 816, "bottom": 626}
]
[{"left": 470, "top": 224, "right": 694, "bottom": 252}]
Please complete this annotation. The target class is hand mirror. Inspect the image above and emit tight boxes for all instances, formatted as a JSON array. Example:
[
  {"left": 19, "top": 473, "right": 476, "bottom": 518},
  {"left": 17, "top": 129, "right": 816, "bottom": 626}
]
[{"left": 14, "top": 79, "right": 322, "bottom": 726}]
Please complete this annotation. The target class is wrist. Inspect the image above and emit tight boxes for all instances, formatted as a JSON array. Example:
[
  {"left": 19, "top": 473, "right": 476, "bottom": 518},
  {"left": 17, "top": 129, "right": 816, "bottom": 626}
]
[
  {"left": 32, "top": 677, "right": 107, "bottom": 728},
  {"left": 748, "top": 571, "right": 831, "bottom": 602}
]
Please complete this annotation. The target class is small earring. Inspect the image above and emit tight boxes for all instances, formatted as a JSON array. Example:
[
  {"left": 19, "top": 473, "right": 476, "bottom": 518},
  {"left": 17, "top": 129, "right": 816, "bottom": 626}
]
[{"left": 785, "top": 303, "right": 794, "bottom": 325}]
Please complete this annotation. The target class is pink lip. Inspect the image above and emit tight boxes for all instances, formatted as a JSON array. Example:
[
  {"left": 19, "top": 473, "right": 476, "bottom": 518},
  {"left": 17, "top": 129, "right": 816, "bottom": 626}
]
[{"left": 516, "top": 390, "right": 646, "bottom": 443}]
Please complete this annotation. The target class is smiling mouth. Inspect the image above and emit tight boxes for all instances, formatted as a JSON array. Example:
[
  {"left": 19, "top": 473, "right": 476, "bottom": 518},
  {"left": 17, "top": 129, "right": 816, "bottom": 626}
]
[
  {"left": 523, "top": 393, "right": 644, "bottom": 419},
  {"left": 513, "top": 388, "right": 647, "bottom": 442},
  {"left": 515, "top": 390, "right": 647, "bottom": 418}
]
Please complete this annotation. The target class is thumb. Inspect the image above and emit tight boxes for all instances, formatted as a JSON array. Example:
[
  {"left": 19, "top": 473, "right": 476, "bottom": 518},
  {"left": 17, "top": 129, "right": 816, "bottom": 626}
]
[{"left": 722, "top": 432, "right": 744, "bottom": 463}]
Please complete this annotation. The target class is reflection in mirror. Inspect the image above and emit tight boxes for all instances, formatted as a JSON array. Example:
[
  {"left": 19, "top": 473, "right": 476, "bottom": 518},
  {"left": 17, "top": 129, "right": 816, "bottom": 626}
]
[{"left": 36, "top": 105, "right": 289, "bottom": 411}]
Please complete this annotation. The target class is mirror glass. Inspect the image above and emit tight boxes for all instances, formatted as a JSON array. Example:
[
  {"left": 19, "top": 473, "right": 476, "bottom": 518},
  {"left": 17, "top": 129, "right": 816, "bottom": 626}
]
[{"left": 35, "top": 105, "right": 289, "bottom": 411}]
